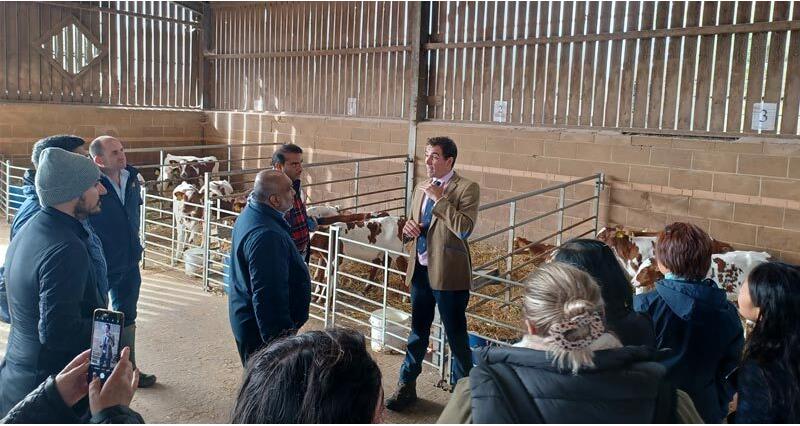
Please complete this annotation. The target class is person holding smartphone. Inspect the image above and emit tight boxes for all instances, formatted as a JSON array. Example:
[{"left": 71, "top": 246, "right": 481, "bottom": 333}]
[
  {"left": 1, "top": 348, "right": 143, "bottom": 424},
  {"left": 0, "top": 148, "right": 108, "bottom": 416}
]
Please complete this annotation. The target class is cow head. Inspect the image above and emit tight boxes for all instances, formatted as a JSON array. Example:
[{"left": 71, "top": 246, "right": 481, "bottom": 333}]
[
  {"left": 173, "top": 183, "right": 203, "bottom": 219},
  {"left": 598, "top": 229, "right": 641, "bottom": 263},
  {"left": 513, "top": 237, "right": 557, "bottom": 265},
  {"left": 203, "top": 180, "right": 235, "bottom": 199},
  {"left": 632, "top": 258, "right": 662, "bottom": 293}
]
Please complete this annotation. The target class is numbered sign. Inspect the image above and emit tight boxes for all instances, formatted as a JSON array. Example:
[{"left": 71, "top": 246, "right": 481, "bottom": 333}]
[
  {"left": 493, "top": 100, "right": 508, "bottom": 123},
  {"left": 347, "top": 98, "right": 357, "bottom": 116},
  {"left": 751, "top": 103, "right": 777, "bottom": 131}
]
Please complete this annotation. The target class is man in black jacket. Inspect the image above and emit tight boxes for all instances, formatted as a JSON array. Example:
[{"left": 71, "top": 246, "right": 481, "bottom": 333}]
[
  {"left": 227, "top": 170, "right": 311, "bottom": 366},
  {"left": 89, "top": 136, "right": 155, "bottom": 388},
  {"left": 0, "top": 148, "right": 108, "bottom": 416}
]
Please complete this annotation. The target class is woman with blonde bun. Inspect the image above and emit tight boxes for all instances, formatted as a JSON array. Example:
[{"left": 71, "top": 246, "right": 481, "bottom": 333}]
[{"left": 438, "top": 262, "right": 702, "bottom": 424}]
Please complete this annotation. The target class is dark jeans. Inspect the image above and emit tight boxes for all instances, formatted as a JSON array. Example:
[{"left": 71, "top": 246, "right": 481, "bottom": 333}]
[
  {"left": 234, "top": 334, "right": 263, "bottom": 367},
  {"left": 399, "top": 262, "right": 472, "bottom": 385},
  {"left": 108, "top": 266, "right": 142, "bottom": 327}
]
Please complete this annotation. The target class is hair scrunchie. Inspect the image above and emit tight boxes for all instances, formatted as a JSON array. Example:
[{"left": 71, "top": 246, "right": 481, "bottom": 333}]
[{"left": 548, "top": 312, "right": 605, "bottom": 351}]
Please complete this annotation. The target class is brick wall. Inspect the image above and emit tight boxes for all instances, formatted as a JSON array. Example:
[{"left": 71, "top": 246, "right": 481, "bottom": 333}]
[
  {"left": 0, "top": 103, "right": 204, "bottom": 178},
  {"left": 416, "top": 122, "right": 800, "bottom": 264}
]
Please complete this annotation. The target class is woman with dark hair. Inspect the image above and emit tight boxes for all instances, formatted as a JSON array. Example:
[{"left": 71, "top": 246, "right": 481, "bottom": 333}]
[
  {"left": 553, "top": 239, "right": 655, "bottom": 347},
  {"left": 634, "top": 222, "right": 743, "bottom": 423},
  {"left": 730, "top": 262, "right": 800, "bottom": 423},
  {"left": 230, "top": 328, "right": 384, "bottom": 424}
]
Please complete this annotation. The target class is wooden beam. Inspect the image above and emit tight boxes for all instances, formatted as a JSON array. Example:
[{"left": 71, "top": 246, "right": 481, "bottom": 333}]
[
  {"left": 172, "top": 1, "right": 204, "bottom": 16},
  {"left": 204, "top": 44, "right": 413, "bottom": 60},
  {"left": 200, "top": 2, "right": 214, "bottom": 109},
  {"left": 425, "top": 19, "right": 800, "bottom": 50},
  {"left": 35, "top": 1, "right": 200, "bottom": 26},
  {"left": 424, "top": 119, "right": 799, "bottom": 140}
]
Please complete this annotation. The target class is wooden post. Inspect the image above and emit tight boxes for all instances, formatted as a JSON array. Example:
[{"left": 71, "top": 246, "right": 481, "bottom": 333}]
[
  {"left": 404, "top": 1, "right": 429, "bottom": 216},
  {"left": 200, "top": 2, "right": 214, "bottom": 109}
]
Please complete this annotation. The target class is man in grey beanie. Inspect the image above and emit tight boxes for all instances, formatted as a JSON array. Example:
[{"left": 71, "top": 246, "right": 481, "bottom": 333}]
[
  {"left": 0, "top": 135, "right": 107, "bottom": 326},
  {"left": 0, "top": 148, "right": 109, "bottom": 416}
]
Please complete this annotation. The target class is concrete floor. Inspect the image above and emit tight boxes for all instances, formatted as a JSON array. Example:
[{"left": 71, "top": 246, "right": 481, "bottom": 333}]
[{"left": 0, "top": 222, "right": 450, "bottom": 423}]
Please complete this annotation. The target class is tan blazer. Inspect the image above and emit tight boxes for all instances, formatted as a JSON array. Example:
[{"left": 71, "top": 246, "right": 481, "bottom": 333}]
[{"left": 405, "top": 171, "right": 480, "bottom": 291}]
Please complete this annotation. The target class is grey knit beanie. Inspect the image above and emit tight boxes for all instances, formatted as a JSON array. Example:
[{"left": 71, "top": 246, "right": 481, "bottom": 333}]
[{"left": 35, "top": 147, "right": 101, "bottom": 207}]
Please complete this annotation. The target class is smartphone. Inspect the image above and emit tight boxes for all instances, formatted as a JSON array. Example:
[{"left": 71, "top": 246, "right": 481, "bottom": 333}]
[{"left": 88, "top": 309, "right": 124, "bottom": 383}]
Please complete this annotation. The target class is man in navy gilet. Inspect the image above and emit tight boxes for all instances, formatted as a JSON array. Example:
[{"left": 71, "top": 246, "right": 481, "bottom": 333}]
[{"left": 89, "top": 136, "right": 156, "bottom": 388}]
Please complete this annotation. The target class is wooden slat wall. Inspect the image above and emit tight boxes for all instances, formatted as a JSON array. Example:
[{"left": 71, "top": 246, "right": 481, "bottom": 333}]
[
  {"left": 422, "top": 0, "right": 800, "bottom": 136},
  {"left": 0, "top": 1, "right": 200, "bottom": 108},
  {"left": 210, "top": 1, "right": 412, "bottom": 118}
]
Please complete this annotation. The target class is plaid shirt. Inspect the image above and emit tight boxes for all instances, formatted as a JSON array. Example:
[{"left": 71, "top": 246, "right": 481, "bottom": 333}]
[{"left": 285, "top": 180, "right": 310, "bottom": 255}]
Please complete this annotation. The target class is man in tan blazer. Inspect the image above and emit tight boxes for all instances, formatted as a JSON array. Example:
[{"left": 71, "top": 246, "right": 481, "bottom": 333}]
[{"left": 385, "top": 136, "right": 480, "bottom": 412}]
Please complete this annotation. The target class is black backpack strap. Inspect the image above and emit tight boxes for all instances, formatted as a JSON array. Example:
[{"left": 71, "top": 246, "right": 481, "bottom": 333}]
[{"left": 477, "top": 363, "right": 545, "bottom": 424}]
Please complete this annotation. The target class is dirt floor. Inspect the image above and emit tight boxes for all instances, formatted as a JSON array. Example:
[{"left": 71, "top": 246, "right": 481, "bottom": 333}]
[{"left": 0, "top": 222, "right": 450, "bottom": 423}]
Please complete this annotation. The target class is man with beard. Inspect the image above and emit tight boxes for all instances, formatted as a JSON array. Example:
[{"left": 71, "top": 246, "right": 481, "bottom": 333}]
[
  {"left": 1, "top": 135, "right": 109, "bottom": 325},
  {"left": 89, "top": 136, "right": 155, "bottom": 388},
  {"left": 271, "top": 144, "right": 316, "bottom": 260},
  {"left": 0, "top": 148, "right": 108, "bottom": 416},
  {"left": 226, "top": 170, "right": 311, "bottom": 366}
]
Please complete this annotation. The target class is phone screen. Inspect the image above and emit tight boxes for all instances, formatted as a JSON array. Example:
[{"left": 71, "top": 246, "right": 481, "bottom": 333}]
[{"left": 88, "top": 309, "right": 124, "bottom": 383}]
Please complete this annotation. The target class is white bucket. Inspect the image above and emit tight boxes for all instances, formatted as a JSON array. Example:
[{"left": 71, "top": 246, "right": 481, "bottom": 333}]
[
  {"left": 369, "top": 307, "right": 410, "bottom": 353},
  {"left": 183, "top": 248, "right": 204, "bottom": 277}
]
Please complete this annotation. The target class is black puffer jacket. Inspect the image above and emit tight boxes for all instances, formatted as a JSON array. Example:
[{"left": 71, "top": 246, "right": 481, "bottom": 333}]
[
  {"left": 0, "top": 376, "right": 144, "bottom": 424},
  {"left": 469, "top": 345, "right": 676, "bottom": 423},
  {"left": 0, "top": 208, "right": 106, "bottom": 415}
]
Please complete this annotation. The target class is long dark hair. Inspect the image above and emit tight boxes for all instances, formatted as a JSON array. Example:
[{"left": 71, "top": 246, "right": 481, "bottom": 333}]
[
  {"left": 231, "top": 328, "right": 382, "bottom": 424},
  {"left": 552, "top": 239, "right": 633, "bottom": 321},
  {"left": 742, "top": 262, "right": 800, "bottom": 421}
]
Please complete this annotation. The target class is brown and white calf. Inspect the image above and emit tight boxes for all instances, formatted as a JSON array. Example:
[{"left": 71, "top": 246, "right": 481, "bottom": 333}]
[
  {"left": 632, "top": 250, "right": 771, "bottom": 301},
  {"left": 512, "top": 237, "right": 558, "bottom": 266},
  {"left": 172, "top": 180, "right": 235, "bottom": 255},
  {"left": 156, "top": 154, "right": 219, "bottom": 193},
  {"left": 596, "top": 226, "right": 659, "bottom": 279},
  {"left": 596, "top": 226, "right": 734, "bottom": 280},
  {"left": 309, "top": 215, "right": 408, "bottom": 299}
]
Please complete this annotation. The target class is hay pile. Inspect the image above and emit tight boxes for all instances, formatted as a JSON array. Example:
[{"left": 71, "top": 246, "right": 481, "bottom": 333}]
[{"left": 330, "top": 242, "right": 540, "bottom": 344}]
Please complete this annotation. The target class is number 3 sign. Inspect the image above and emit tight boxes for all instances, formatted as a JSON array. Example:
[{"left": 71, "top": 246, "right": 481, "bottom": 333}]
[{"left": 751, "top": 103, "right": 777, "bottom": 131}]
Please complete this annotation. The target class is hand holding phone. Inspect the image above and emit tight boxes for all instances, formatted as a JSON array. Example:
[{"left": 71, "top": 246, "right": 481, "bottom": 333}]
[
  {"left": 89, "top": 309, "right": 124, "bottom": 383},
  {"left": 89, "top": 346, "right": 140, "bottom": 415},
  {"left": 54, "top": 349, "right": 91, "bottom": 407}
]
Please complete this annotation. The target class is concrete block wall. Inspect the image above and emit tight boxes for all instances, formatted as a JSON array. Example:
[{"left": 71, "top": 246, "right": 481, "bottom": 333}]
[
  {"left": 2, "top": 102, "right": 797, "bottom": 263},
  {"left": 415, "top": 121, "right": 800, "bottom": 264},
  {"left": 204, "top": 111, "right": 410, "bottom": 212},
  {"left": 0, "top": 103, "right": 205, "bottom": 179}
]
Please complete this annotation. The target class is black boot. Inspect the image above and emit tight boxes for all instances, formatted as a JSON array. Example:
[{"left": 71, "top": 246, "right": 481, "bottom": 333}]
[{"left": 385, "top": 381, "right": 417, "bottom": 412}]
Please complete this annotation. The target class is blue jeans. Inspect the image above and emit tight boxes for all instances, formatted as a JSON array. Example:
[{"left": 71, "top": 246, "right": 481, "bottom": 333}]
[
  {"left": 108, "top": 266, "right": 142, "bottom": 327},
  {"left": 399, "top": 262, "right": 472, "bottom": 384}
]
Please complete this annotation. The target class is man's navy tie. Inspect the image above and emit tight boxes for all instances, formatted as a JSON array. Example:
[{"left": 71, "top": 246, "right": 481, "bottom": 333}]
[{"left": 416, "top": 180, "right": 441, "bottom": 256}]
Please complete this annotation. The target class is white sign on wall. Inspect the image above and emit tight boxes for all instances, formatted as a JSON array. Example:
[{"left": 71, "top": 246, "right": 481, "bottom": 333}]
[
  {"left": 347, "top": 98, "right": 357, "bottom": 116},
  {"left": 493, "top": 100, "right": 508, "bottom": 122},
  {"left": 751, "top": 102, "right": 777, "bottom": 131}
]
